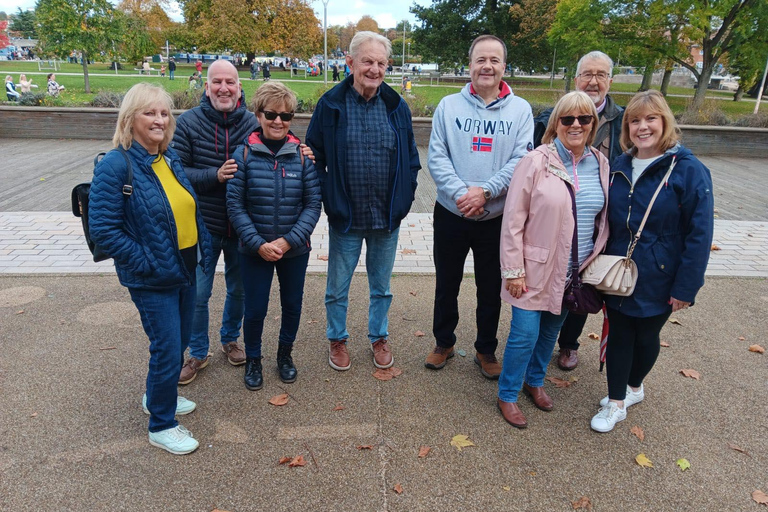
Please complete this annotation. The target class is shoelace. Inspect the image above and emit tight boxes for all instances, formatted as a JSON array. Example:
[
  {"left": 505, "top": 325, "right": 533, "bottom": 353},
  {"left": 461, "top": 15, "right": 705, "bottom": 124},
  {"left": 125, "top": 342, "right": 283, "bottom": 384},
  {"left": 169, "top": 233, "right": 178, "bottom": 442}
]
[{"left": 596, "top": 403, "right": 619, "bottom": 419}]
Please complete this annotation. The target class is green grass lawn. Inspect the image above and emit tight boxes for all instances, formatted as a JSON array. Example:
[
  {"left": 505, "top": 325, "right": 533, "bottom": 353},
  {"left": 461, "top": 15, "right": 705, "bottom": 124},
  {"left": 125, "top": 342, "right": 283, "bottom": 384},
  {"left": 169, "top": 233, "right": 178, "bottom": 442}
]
[{"left": 1, "top": 60, "right": 760, "bottom": 123}]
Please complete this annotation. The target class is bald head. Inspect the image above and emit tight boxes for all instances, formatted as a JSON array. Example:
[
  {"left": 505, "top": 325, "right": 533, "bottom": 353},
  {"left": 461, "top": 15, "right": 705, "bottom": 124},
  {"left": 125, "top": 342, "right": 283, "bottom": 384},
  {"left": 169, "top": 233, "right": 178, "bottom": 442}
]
[{"left": 205, "top": 60, "right": 242, "bottom": 112}]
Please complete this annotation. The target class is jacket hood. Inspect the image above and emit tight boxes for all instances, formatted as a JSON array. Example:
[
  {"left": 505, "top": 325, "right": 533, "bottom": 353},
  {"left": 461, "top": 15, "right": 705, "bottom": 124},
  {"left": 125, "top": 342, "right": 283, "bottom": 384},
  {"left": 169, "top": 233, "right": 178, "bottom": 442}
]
[
  {"left": 246, "top": 129, "right": 302, "bottom": 158},
  {"left": 461, "top": 81, "right": 515, "bottom": 109},
  {"left": 199, "top": 89, "right": 250, "bottom": 126}
]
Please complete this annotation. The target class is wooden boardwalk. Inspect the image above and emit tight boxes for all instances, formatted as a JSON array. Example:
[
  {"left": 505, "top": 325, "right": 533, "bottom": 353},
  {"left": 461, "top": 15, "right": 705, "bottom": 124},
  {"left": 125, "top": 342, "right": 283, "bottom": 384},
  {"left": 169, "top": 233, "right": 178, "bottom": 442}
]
[{"left": 0, "top": 138, "right": 764, "bottom": 221}]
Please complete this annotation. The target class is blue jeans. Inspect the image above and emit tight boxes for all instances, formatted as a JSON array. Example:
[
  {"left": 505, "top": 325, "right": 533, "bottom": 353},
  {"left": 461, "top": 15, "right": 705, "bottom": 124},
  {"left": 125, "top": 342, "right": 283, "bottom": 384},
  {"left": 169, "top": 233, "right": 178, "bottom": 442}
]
[
  {"left": 189, "top": 234, "right": 244, "bottom": 359},
  {"left": 240, "top": 252, "right": 310, "bottom": 358},
  {"left": 325, "top": 226, "right": 399, "bottom": 343},
  {"left": 129, "top": 284, "right": 196, "bottom": 432},
  {"left": 169, "top": 70, "right": 175, "bottom": 80},
  {"left": 498, "top": 306, "right": 569, "bottom": 403}
]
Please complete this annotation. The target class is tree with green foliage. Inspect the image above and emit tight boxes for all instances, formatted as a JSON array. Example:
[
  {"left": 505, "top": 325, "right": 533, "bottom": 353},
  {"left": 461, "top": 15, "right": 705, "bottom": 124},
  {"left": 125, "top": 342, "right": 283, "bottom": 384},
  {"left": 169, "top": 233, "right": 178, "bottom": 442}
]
[
  {"left": 9, "top": 7, "right": 37, "bottom": 38},
  {"left": 508, "top": 0, "right": 556, "bottom": 73},
  {"left": 548, "top": 0, "right": 610, "bottom": 87}
]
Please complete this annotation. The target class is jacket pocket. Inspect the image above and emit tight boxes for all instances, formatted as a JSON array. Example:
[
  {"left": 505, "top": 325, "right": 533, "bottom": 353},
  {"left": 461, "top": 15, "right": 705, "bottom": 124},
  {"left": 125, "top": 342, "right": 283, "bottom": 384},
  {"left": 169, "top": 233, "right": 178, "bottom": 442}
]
[
  {"left": 523, "top": 244, "right": 550, "bottom": 290},
  {"left": 523, "top": 244, "right": 550, "bottom": 263},
  {"left": 651, "top": 242, "right": 679, "bottom": 278}
]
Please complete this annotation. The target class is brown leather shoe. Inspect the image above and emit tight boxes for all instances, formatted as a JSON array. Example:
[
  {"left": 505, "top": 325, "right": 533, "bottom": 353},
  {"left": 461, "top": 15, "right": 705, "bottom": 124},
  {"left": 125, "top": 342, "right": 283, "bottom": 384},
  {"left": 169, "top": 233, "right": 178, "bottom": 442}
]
[
  {"left": 222, "top": 342, "right": 246, "bottom": 366},
  {"left": 557, "top": 348, "right": 579, "bottom": 371},
  {"left": 329, "top": 340, "right": 351, "bottom": 371},
  {"left": 474, "top": 352, "right": 502, "bottom": 379},
  {"left": 371, "top": 338, "right": 394, "bottom": 369},
  {"left": 425, "top": 346, "right": 454, "bottom": 369},
  {"left": 179, "top": 355, "right": 210, "bottom": 385},
  {"left": 497, "top": 399, "right": 527, "bottom": 429},
  {"left": 523, "top": 383, "right": 554, "bottom": 411}
]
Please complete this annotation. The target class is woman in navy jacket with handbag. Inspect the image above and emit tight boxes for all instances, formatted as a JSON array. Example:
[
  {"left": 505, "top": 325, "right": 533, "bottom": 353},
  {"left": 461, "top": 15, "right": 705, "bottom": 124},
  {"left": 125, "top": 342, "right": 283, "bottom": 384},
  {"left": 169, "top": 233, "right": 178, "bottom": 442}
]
[
  {"left": 590, "top": 90, "right": 714, "bottom": 433},
  {"left": 89, "top": 83, "right": 213, "bottom": 455},
  {"left": 227, "top": 82, "right": 321, "bottom": 391}
]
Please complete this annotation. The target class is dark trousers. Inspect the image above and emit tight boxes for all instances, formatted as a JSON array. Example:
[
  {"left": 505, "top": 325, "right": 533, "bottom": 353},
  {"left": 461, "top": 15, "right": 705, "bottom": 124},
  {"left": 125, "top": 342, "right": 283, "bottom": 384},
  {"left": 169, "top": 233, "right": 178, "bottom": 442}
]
[
  {"left": 605, "top": 307, "right": 671, "bottom": 400},
  {"left": 432, "top": 202, "right": 501, "bottom": 354},
  {"left": 240, "top": 251, "right": 310, "bottom": 358},
  {"left": 557, "top": 311, "right": 588, "bottom": 351}
]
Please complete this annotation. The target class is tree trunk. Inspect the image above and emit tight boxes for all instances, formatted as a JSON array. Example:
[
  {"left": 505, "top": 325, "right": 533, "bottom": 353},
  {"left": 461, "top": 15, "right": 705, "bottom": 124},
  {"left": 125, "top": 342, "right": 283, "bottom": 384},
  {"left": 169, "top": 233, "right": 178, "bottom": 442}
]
[
  {"left": 660, "top": 61, "right": 673, "bottom": 97},
  {"left": 734, "top": 86, "right": 744, "bottom": 101},
  {"left": 690, "top": 65, "right": 714, "bottom": 111},
  {"left": 639, "top": 61, "right": 655, "bottom": 91},
  {"left": 82, "top": 50, "right": 91, "bottom": 94}
]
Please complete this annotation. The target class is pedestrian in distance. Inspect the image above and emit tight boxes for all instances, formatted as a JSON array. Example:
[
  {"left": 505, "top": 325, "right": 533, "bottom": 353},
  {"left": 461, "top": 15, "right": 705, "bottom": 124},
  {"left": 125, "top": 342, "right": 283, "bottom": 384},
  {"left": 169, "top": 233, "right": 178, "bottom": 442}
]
[
  {"left": 168, "top": 58, "right": 176, "bottom": 80},
  {"left": 88, "top": 83, "right": 214, "bottom": 455}
]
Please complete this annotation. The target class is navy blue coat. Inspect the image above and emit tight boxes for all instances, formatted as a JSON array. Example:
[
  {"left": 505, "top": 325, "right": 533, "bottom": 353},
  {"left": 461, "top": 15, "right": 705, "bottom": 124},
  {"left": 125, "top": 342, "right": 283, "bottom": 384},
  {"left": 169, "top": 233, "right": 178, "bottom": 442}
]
[
  {"left": 227, "top": 131, "right": 321, "bottom": 258},
  {"left": 89, "top": 143, "right": 213, "bottom": 290},
  {"left": 305, "top": 75, "right": 421, "bottom": 232},
  {"left": 603, "top": 145, "right": 714, "bottom": 317}
]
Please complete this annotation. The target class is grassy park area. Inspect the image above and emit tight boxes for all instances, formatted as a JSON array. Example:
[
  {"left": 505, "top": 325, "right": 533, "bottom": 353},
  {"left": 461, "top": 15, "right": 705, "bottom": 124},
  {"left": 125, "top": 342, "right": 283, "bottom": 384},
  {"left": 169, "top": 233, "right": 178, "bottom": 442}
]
[{"left": 1, "top": 60, "right": 763, "bottom": 125}]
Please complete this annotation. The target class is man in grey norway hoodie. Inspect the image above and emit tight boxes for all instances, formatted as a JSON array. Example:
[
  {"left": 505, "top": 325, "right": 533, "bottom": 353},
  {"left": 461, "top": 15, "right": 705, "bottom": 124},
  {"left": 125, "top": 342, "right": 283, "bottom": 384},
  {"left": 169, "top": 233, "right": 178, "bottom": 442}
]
[{"left": 425, "top": 35, "right": 533, "bottom": 378}]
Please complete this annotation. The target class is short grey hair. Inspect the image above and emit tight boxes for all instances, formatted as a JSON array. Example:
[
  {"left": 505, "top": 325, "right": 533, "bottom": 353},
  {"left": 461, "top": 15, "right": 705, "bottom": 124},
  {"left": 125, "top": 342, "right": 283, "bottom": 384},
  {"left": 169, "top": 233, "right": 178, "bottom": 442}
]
[
  {"left": 349, "top": 31, "right": 392, "bottom": 59},
  {"left": 576, "top": 51, "right": 614, "bottom": 77}
]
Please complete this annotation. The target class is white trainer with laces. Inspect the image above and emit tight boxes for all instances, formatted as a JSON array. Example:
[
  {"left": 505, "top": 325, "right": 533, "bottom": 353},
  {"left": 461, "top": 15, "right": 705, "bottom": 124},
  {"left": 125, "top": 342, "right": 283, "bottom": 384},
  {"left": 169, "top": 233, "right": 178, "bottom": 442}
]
[
  {"left": 148, "top": 425, "right": 199, "bottom": 455},
  {"left": 591, "top": 402, "right": 627, "bottom": 433},
  {"left": 599, "top": 384, "right": 644, "bottom": 408},
  {"left": 142, "top": 394, "right": 196, "bottom": 416}
]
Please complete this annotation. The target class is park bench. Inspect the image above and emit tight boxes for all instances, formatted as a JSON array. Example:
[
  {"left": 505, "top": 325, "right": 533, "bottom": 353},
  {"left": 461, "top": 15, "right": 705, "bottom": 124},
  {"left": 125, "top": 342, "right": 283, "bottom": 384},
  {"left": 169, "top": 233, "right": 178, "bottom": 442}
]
[{"left": 134, "top": 68, "right": 160, "bottom": 76}]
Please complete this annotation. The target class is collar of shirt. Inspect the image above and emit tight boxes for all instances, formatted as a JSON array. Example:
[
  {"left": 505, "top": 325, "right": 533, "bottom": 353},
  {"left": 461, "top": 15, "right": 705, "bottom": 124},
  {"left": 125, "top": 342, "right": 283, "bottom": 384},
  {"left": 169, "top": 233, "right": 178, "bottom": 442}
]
[
  {"left": 349, "top": 83, "right": 381, "bottom": 105},
  {"left": 595, "top": 97, "right": 607, "bottom": 115}
]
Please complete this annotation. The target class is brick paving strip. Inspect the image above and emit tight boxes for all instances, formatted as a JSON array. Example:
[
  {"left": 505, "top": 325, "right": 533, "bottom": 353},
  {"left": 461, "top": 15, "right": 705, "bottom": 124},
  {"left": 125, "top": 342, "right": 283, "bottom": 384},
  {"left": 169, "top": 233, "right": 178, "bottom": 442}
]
[{"left": 1, "top": 212, "right": 765, "bottom": 277}]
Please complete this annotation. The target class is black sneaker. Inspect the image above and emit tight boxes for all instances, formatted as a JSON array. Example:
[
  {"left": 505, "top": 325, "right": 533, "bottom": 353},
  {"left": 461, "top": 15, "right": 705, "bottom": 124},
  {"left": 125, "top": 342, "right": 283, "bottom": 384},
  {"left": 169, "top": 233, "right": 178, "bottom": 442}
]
[{"left": 244, "top": 357, "right": 263, "bottom": 391}]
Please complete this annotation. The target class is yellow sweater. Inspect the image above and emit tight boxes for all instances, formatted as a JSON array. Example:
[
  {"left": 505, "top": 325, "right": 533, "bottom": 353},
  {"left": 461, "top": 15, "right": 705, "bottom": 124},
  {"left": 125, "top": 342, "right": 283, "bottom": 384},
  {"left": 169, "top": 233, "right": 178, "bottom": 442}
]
[{"left": 152, "top": 155, "right": 198, "bottom": 249}]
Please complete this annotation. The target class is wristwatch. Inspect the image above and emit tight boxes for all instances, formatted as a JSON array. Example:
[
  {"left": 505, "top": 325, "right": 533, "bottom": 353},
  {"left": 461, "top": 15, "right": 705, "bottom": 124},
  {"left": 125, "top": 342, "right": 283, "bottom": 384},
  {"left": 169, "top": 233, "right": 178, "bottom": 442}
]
[{"left": 483, "top": 188, "right": 492, "bottom": 200}]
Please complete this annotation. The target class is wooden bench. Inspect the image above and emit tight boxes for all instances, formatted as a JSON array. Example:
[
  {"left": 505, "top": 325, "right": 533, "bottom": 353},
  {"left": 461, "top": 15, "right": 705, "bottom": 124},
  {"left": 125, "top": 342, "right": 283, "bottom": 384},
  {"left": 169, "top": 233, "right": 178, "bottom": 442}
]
[{"left": 134, "top": 68, "right": 160, "bottom": 76}]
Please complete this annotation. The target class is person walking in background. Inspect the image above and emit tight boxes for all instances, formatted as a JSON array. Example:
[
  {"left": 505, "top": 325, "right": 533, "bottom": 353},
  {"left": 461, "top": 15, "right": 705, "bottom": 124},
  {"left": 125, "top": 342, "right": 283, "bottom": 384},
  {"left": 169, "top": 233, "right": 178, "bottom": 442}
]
[
  {"left": 497, "top": 91, "right": 610, "bottom": 429},
  {"left": 88, "top": 83, "right": 213, "bottom": 455},
  {"left": 195, "top": 59, "right": 203, "bottom": 75},
  {"left": 590, "top": 90, "right": 714, "bottom": 433},
  {"left": 227, "top": 82, "right": 321, "bottom": 390},
  {"left": 305, "top": 31, "right": 421, "bottom": 372},
  {"left": 168, "top": 58, "right": 176, "bottom": 80},
  {"left": 425, "top": 35, "right": 533, "bottom": 380}
]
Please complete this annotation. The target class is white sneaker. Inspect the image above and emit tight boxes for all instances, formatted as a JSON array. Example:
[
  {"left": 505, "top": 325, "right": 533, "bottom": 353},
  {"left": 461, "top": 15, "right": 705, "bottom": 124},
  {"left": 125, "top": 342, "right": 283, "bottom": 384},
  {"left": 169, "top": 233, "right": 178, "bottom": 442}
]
[
  {"left": 591, "top": 402, "right": 627, "bottom": 433},
  {"left": 148, "top": 425, "right": 199, "bottom": 455},
  {"left": 599, "top": 384, "right": 644, "bottom": 408},
  {"left": 142, "top": 394, "right": 196, "bottom": 416}
]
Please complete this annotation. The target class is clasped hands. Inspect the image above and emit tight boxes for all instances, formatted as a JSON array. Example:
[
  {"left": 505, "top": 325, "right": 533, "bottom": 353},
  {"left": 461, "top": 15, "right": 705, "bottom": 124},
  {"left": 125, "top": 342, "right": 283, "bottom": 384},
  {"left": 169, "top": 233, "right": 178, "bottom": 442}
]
[
  {"left": 258, "top": 238, "right": 291, "bottom": 262},
  {"left": 456, "top": 186, "right": 486, "bottom": 218}
]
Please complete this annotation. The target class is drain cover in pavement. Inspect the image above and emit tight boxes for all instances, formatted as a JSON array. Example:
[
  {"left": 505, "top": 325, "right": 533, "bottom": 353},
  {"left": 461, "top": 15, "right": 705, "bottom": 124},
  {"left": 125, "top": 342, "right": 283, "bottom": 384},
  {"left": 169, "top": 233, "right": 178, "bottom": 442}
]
[{"left": 0, "top": 286, "right": 47, "bottom": 308}]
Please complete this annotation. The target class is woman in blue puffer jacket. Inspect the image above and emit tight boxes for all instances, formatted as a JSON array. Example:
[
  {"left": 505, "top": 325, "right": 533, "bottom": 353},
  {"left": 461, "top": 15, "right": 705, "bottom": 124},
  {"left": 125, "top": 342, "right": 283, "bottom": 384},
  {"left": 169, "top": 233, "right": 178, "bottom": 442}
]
[
  {"left": 227, "top": 81, "right": 321, "bottom": 391},
  {"left": 89, "top": 83, "right": 213, "bottom": 455},
  {"left": 590, "top": 90, "right": 714, "bottom": 433}
]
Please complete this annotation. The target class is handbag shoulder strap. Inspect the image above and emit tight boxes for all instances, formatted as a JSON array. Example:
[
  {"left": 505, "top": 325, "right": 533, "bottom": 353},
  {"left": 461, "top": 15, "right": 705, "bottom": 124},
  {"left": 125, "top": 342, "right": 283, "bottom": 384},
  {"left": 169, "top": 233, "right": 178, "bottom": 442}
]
[
  {"left": 627, "top": 155, "right": 676, "bottom": 258},
  {"left": 566, "top": 183, "right": 580, "bottom": 277}
]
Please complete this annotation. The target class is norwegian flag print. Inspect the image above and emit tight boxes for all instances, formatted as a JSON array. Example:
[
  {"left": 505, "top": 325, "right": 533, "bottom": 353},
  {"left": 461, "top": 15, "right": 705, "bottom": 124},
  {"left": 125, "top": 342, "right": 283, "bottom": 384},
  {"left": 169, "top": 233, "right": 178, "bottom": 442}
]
[{"left": 472, "top": 136, "right": 493, "bottom": 152}]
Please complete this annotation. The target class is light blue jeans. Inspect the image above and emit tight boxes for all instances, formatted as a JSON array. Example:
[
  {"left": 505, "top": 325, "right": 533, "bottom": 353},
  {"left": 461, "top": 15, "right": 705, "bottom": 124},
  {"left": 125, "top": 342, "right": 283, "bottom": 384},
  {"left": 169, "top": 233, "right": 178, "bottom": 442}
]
[
  {"left": 188, "top": 234, "right": 244, "bottom": 359},
  {"left": 498, "top": 306, "right": 569, "bottom": 403},
  {"left": 325, "top": 226, "right": 400, "bottom": 343}
]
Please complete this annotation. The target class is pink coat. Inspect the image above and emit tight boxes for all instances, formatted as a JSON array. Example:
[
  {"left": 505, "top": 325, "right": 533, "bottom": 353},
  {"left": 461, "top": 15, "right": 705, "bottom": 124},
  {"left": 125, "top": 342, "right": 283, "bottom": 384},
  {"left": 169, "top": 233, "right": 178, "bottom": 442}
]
[{"left": 500, "top": 144, "right": 610, "bottom": 314}]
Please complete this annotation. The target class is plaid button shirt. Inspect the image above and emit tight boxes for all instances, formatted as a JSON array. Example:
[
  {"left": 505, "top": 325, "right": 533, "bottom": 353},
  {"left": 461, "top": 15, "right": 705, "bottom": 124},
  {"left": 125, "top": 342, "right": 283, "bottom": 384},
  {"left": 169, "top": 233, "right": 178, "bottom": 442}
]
[{"left": 345, "top": 86, "right": 396, "bottom": 230}]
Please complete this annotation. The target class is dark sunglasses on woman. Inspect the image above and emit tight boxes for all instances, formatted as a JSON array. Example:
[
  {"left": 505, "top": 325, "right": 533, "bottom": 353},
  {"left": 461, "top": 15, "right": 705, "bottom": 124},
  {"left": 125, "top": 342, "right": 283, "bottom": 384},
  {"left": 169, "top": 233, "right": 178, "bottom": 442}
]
[
  {"left": 260, "top": 110, "right": 295, "bottom": 121},
  {"left": 559, "top": 115, "right": 594, "bottom": 126}
]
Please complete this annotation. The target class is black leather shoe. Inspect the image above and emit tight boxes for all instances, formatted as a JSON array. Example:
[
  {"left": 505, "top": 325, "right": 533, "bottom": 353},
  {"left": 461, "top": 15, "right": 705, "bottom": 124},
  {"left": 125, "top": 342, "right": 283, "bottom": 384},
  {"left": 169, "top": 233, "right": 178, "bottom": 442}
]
[
  {"left": 277, "top": 343, "right": 297, "bottom": 383},
  {"left": 244, "top": 357, "right": 263, "bottom": 390}
]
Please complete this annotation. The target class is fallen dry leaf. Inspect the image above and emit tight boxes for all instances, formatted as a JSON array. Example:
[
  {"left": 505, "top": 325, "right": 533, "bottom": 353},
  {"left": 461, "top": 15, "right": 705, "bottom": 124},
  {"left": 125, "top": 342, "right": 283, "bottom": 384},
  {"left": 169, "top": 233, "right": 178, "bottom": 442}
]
[
  {"left": 332, "top": 404, "right": 345, "bottom": 411},
  {"left": 212, "top": 509, "right": 232, "bottom": 512},
  {"left": 414, "top": 330, "right": 426, "bottom": 337},
  {"left": 749, "top": 344, "right": 765, "bottom": 354},
  {"left": 317, "top": 254, "right": 329, "bottom": 261},
  {"left": 30, "top": 412, "right": 38, "bottom": 418},
  {"left": 680, "top": 369, "right": 701, "bottom": 380},
  {"left": 738, "top": 336, "right": 746, "bottom": 341},
  {"left": 502, "top": 486, "right": 511, "bottom": 491},
  {"left": 409, "top": 290, "right": 417, "bottom": 296},
  {"left": 418, "top": 446, "right": 431, "bottom": 458},
  {"left": 568, "top": 376, "right": 579, "bottom": 383},
  {"left": 306, "top": 319, "right": 318, "bottom": 324},
  {"left": 529, "top": 471, "right": 537, "bottom": 476},
  {"left": 752, "top": 490, "right": 768, "bottom": 505},
  {"left": 676, "top": 458, "right": 691, "bottom": 471},
  {"left": 635, "top": 453, "right": 653, "bottom": 468},
  {"left": 727, "top": 443, "right": 750, "bottom": 456},
  {"left": 571, "top": 496, "right": 593, "bottom": 510},
  {"left": 278, "top": 457, "right": 291, "bottom": 464},
  {"left": 711, "top": 244, "right": 721, "bottom": 251},
  {"left": 373, "top": 367, "right": 403, "bottom": 381},
  {"left": 668, "top": 318, "right": 683, "bottom": 325},
  {"left": 268, "top": 393, "right": 290, "bottom": 406},
  {"left": 660, "top": 341, "right": 670, "bottom": 347},
  {"left": 450, "top": 434, "right": 475, "bottom": 451},
  {"left": 393, "top": 483, "right": 404, "bottom": 494},
  {"left": 401, "top": 248, "right": 416, "bottom": 255},
  {"left": 630, "top": 426, "right": 645, "bottom": 441},
  {"left": 17, "top": 310, "right": 25, "bottom": 315},
  {"left": 545, "top": 376, "right": 572, "bottom": 388},
  {"left": 288, "top": 455, "right": 306, "bottom": 467},
  {"left": 356, "top": 444, "right": 374, "bottom": 450},
  {"left": 587, "top": 332, "right": 599, "bottom": 340},
  {"left": 389, "top": 367, "right": 403, "bottom": 377}
]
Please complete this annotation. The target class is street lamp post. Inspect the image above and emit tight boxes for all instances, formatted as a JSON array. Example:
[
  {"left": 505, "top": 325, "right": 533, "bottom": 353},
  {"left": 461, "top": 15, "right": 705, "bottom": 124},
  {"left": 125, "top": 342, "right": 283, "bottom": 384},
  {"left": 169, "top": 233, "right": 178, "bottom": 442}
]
[
  {"left": 753, "top": 52, "right": 768, "bottom": 114},
  {"left": 322, "top": 0, "right": 329, "bottom": 88},
  {"left": 402, "top": 20, "right": 406, "bottom": 72}
]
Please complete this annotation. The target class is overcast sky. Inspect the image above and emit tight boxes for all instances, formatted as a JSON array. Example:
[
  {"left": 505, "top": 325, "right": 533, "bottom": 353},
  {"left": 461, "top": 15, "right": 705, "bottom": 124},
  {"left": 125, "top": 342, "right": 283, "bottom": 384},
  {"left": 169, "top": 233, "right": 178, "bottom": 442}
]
[{"left": 1, "top": 0, "right": 426, "bottom": 29}]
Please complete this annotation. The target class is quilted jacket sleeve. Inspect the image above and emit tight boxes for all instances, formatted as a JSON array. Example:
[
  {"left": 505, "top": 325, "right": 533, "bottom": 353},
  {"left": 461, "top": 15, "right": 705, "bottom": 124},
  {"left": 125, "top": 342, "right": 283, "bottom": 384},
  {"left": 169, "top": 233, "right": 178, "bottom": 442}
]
[
  {"left": 227, "top": 146, "right": 266, "bottom": 254},
  {"left": 283, "top": 154, "right": 322, "bottom": 250},
  {"left": 172, "top": 114, "right": 220, "bottom": 194}
]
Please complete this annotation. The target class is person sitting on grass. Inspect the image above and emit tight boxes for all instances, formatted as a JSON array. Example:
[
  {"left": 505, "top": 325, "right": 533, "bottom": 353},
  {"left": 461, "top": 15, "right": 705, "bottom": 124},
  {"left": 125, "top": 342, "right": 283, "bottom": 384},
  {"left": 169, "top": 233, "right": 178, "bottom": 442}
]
[{"left": 47, "top": 73, "right": 65, "bottom": 96}]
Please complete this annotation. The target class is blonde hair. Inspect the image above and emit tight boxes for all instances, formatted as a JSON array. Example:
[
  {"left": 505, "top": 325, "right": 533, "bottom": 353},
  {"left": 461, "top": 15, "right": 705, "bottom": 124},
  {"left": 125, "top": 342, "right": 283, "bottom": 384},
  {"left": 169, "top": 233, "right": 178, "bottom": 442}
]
[
  {"left": 5, "top": 75, "right": 11, "bottom": 83},
  {"left": 620, "top": 90, "right": 680, "bottom": 152},
  {"left": 112, "top": 83, "right": 176, "bottom": 152},
  {"left": 542, "top": 91, "right": 599, "bottom": 148},
  {"left": 250, "top": 81, "right": 297, "bottom": 113}
]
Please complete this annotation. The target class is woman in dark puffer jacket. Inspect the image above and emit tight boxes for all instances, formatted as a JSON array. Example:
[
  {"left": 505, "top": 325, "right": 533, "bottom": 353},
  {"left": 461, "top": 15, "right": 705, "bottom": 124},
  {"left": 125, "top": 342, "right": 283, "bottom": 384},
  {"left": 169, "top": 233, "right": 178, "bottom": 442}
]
[{"left": 227, "top": 81, "right": 321, "bottom": 390}]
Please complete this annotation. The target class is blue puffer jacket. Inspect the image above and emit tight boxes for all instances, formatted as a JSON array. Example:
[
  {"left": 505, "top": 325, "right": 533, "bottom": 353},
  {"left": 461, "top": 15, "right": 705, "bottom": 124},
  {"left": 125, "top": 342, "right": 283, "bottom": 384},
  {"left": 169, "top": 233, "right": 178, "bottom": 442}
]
[
  {"left": 228, "top": 130, "right": 321, "bottom": 258},
  {"left": 171, "top": 90, "right": 259, "bottom": 236},
  {"left": 603, "top": 145, "right": 714, "bottom": 317},
  {"left": 305, "top": 75, "right": 421, "bottom": 232},
  {"left": 89, "top": 143, "right": 213, "bottom": 290}
]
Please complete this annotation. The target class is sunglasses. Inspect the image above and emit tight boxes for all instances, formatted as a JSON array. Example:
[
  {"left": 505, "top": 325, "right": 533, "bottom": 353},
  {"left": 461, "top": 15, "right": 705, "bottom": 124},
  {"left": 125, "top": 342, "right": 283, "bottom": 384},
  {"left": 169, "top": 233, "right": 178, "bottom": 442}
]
[
  {"left": 260, "top": 110, "right": 294, "bottom": 121},
  {"left": 559, "top": 115, "right": 594, "bottom": 126}
]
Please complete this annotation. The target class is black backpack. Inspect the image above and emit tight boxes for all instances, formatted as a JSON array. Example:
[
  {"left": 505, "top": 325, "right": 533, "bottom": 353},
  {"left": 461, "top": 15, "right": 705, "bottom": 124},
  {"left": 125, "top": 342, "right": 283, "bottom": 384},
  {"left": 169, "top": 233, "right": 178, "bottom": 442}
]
[{"left": 71, "top": 147, "right": 133, "bottom": 262}]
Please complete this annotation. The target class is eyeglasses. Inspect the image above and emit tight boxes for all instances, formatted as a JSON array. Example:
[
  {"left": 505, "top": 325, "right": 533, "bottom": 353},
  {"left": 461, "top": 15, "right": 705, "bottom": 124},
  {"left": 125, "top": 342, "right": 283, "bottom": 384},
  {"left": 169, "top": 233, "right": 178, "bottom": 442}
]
[
  {"left": 577, "top": 72, "right": 610, "bottom": 83},
  {"left": 559, "top": 115, "right": 594, "bottom": 126},
  {"left": 260, "top": 110, "right": 294, "bottom": 121}
]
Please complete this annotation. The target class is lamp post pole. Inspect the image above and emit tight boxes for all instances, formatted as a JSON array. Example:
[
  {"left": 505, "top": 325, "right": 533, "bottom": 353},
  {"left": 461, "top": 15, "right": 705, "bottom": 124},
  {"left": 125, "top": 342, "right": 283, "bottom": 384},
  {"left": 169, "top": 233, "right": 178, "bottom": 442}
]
[
  {"left": 753, "top": 52, "right": 768, "bottom": 114},
  {"left": 402, "top": 20, "right": 406, "bottom": 73},
  {"left": 322, "top": 0, "right": 329, "bottom": 88}
]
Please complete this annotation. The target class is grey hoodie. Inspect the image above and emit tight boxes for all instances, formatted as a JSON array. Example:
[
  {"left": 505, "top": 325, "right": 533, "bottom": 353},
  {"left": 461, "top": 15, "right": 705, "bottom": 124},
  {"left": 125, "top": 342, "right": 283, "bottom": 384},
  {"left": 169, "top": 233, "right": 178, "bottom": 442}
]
[{"left": 428, "top": 81, "right": 533, "bottom": 220}]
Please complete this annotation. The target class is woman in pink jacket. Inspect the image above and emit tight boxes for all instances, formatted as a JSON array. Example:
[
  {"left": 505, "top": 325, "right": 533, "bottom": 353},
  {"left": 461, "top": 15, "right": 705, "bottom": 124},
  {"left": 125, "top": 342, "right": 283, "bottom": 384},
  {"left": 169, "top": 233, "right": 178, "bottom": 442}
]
[{"left": 497, "top": 91, "right": 610, "bottom": 428}]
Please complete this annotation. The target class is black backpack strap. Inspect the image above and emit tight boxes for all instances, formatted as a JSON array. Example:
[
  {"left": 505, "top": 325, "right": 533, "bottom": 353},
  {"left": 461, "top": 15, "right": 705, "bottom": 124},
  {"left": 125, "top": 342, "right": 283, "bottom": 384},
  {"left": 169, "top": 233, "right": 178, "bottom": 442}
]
[{"left": 117, "top": 146, "right": 133, "bottom": 197}]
